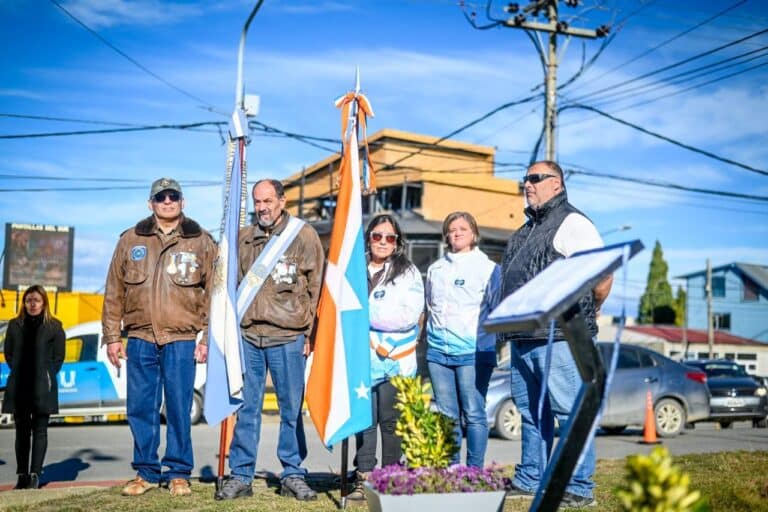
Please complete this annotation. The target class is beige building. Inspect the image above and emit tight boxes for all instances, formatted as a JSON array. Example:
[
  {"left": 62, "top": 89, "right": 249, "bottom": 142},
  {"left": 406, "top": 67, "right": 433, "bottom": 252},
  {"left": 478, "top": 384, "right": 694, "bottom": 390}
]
[{"left": 281, "top": 128, "right": 525, "bottom": 270}]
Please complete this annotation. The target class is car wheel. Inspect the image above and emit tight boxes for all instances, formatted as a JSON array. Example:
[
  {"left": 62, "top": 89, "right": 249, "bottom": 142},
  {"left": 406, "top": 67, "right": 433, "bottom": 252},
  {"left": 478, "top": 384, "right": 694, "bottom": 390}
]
[
  {"left": 753, "top": 417, "right": 767, "bottom": 428},
  {"left": 655, "top": 398, "right": 685, "bottom": 437},
  {"left": 190, "top": 391, "right": 204, "bottom": 425},
  {"left": 495, "top": 400, "right": 522, "bottom": 440},
  {"left": 719, "top": 421, "right": 733, "bottom": 429},
  {"left": 602, "top": 425, "right": 626, "bottom": 435}
]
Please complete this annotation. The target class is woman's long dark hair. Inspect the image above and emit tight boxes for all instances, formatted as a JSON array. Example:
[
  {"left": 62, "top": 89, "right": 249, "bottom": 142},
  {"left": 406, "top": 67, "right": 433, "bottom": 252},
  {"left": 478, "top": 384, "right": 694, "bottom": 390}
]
[
  {"left": 365, "top": 214, "right": 412, "bottom": 285},
  {"left": 17, "top": 284, "right": 52, "bottom": 324}
]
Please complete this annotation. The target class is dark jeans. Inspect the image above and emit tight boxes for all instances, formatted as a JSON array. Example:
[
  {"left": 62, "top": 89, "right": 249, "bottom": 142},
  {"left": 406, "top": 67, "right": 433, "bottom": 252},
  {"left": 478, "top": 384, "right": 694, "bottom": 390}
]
[
  {"left": 126, "top": 338, "right": 196, "bottom": 483},
  {"left": 14, "top": 411, "right": 50, "bottom": 474},
  {"left": 354, "top": 380, "right": 401, "bottom": 472}
]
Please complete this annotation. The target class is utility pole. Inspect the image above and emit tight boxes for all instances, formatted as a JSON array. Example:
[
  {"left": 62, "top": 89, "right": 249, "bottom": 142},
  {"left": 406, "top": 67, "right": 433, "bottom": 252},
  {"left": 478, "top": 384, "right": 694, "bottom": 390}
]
[
  {"left": 502, "top": 0, "right": 608, "bottom": 160},
  {"left": 706, "top": 258, "right": 714, "bottom": 358}
]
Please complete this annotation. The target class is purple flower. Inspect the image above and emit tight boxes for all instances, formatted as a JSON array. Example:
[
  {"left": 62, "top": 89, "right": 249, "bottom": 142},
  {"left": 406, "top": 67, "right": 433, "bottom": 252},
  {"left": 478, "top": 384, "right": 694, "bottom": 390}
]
[{"left": 368, "top": 464, "right": 508, "bottom": 496}]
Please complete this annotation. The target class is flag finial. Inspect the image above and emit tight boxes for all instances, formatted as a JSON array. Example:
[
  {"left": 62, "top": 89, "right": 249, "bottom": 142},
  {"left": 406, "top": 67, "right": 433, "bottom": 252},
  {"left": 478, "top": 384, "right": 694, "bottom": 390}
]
[{"left": 354, "top": 66, "right": 360, "bottom": 95}]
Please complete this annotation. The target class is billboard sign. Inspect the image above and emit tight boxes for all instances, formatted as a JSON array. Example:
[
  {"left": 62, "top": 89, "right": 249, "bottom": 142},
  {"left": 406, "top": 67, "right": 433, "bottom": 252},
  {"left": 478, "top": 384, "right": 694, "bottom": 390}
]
[{"left": 3, "top": 223, "right": 74, "bottom": 291}]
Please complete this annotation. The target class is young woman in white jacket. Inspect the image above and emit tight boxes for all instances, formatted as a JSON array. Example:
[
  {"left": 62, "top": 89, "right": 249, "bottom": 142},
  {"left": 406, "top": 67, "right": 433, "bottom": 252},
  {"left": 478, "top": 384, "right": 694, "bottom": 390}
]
[
  {"left": 425, "top": 211, "right": 500, "bottom": 468},
  {"left": 349, "top": 214, "right": 424, "bottom": 500}
]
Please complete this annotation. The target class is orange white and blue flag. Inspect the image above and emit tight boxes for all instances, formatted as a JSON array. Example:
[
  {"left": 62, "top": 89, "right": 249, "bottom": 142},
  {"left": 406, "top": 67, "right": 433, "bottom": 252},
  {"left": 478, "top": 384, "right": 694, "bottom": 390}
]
[{"left": 306, "top": 75, "right": 374, "bottom": 448}]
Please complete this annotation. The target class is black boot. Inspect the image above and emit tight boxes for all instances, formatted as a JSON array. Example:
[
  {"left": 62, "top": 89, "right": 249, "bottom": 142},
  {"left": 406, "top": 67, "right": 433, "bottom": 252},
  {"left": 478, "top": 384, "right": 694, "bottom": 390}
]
[
  {"left": 29, "top": 473, "right": 40, "bottom": 490},
  {"left": 14, "top": 474, "right": 30, "bottom": 490}
]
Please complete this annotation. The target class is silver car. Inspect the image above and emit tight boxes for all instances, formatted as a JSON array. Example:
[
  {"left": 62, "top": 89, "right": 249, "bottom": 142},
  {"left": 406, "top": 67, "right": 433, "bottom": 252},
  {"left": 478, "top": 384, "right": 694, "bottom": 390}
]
[{"left": 486, "top": 342, "right": 711, "bottom": 439}]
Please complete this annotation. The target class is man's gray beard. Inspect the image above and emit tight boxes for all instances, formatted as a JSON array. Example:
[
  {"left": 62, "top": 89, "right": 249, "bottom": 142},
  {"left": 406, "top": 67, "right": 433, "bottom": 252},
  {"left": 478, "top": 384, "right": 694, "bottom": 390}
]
[{"left": 257, "top": 211, "right": 282, "bottom": 229}]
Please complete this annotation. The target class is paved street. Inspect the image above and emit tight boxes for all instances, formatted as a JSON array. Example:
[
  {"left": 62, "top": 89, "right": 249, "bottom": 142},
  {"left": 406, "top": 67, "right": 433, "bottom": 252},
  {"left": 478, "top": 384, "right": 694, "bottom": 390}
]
[{"left": 0, "top": 416, "right": 766, "bottom": 486}]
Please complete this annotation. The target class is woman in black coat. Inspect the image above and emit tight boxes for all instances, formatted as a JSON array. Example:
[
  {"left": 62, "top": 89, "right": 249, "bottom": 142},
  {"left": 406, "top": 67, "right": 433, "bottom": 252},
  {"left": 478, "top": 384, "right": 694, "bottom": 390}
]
[{"left": 2, "top": 285, "right": 65, "bottom": 490}]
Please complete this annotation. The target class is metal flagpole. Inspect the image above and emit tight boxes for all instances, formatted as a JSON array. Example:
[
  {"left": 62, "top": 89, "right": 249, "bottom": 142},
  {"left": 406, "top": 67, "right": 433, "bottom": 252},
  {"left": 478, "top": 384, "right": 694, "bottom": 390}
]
[{"left": 216, "top": 0, "right": 264, "bottom": 492}]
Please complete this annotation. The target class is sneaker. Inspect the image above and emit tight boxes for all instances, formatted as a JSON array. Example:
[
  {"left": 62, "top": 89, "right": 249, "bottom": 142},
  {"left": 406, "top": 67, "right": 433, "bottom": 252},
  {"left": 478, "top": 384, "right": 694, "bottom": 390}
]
[
  {"left": 121, "top": 475, "right": 156, "bottom": 496},
  {"left": 214, "top": 477, "right": 253, "bottom": 501},
  {"left": 505, "top": 482, "right": 535, "bottom": 500},
  {"left": 346, "top": 471, "right": 369, "bottom": 501},
  {"left": 281, "top": 476, "right": 317, "bottom": 501},
  {"left": 169, "top": 478, "right": 192, "bottom": 497},
  {"left": 560, "top": 492, "right": 597, "bottom": 509}
]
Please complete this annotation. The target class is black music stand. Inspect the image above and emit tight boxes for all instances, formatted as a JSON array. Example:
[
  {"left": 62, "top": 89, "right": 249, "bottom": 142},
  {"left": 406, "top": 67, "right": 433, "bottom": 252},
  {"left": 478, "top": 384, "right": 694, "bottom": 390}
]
[{"left": 484, "top": 240, "right": 643, "bottom": 511}]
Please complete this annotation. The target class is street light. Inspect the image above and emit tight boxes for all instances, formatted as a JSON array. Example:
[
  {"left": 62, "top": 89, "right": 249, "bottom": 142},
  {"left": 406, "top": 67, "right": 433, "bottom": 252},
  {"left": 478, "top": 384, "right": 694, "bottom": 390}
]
[{"left": 600, "top": 224, "right": 632, "bottom": 237}]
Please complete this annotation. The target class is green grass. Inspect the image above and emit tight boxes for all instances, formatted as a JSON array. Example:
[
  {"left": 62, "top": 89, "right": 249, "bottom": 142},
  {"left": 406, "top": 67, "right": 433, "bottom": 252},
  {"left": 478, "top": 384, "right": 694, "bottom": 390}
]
[{"left": 3, "top": 451, "right": 767, "bottom": 511}]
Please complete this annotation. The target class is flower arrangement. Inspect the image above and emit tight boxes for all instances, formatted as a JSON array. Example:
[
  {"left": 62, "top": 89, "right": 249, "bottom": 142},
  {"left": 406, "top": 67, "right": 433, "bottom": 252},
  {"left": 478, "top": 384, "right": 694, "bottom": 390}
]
[
  {"left": 365, "top": 375, "right": 507, "bottom": 496},
  {"left": 368, "top": 464, "right": 507, "bottom": 496}
]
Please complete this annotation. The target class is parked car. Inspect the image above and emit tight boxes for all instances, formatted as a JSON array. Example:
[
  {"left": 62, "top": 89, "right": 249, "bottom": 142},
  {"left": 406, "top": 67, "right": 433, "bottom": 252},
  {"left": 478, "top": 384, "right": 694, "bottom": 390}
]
[
  {"left": 486, "top": 342, "right": 711, "bottom": 439},
  {"left": 0, "top": 321, "right": 206, "bottom": 426},
  {"left": 683, "top": 359, "right": 768, "bottom": 428}
]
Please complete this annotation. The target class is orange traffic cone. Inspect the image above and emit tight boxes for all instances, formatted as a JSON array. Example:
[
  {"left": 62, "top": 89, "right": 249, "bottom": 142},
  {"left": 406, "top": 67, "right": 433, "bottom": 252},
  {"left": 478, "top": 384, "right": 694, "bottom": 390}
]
[{"left": 639, "top": 390, "right": 660, "bottom": 444}]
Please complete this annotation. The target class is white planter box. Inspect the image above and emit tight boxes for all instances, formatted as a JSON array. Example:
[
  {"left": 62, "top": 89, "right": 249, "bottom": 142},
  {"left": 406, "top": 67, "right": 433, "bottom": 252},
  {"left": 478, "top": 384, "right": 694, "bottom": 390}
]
[{"left": 363, "top": 483, "right": 506, "bottom": 512}]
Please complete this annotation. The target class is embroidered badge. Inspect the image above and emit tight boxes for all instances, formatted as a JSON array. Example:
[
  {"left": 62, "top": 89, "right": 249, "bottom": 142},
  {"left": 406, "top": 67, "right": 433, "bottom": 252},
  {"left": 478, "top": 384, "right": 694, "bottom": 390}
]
[
  {"left": 271, "top": 257, "right": 297, "bottom": 285},
  {"left": 454, "top": 279, "right": 465, "bottom": 286},
  {"left": 373, "top": 290, "right": 386, "bottom": 299},
  {"left": 130, "top": 246, "right": 147, "bottom": 261}
]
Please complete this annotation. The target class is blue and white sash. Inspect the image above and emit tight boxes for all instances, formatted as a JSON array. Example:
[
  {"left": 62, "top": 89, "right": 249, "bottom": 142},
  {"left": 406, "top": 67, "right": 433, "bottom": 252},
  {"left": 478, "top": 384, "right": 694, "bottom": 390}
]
[{"left": 236, "top": 217, "right": 305, "bottom": 320}]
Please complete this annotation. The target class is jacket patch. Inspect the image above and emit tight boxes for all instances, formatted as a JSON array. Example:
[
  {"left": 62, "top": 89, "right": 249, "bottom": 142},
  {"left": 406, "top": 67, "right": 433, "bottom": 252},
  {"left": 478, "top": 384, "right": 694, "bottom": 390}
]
[
  {"left": 271, "top": 258, "right": 297, "bottom": 285},
  {"left": 454, "top": 279, "right": 465, "bottom": 286},
  {"left": 373, "top": 290, "right": 386, "bottom": 299},
  {"left": 130, "top": 246, "right": 147, "bottom": 261}
]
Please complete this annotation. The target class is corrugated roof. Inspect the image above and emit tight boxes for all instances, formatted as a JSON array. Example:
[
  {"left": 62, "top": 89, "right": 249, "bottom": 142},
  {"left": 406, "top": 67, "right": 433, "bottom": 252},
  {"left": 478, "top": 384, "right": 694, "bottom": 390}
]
[{"left": 625, "top": 325, "right": 764, "bottom": 346}]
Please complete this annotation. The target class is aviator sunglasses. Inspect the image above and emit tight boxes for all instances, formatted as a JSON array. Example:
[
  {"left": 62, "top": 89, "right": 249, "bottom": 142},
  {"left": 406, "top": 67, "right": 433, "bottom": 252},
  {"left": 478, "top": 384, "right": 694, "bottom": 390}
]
[
  {"left": 370, "top": 232, "right": 398, "bottom": 244},
  {"left": 152, "top": 191, "right": 181, "bottom": 203},
  {"left": 522, "top": 173, "right": 557, "bottom": 184}
]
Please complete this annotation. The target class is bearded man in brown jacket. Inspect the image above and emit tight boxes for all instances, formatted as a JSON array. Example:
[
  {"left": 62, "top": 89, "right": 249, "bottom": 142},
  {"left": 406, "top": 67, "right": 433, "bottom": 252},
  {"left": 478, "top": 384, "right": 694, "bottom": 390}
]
[{"left": 102, "top": 178, "right": 216, "bottom": 498}]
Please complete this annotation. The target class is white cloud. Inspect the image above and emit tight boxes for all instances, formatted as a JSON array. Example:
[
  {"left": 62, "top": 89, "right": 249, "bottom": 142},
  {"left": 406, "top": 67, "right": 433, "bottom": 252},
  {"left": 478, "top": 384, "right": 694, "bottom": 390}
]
[
  {"left": 59, "top": 0, "right": 207, "bottom": 29},
  {"left": 0, "top": 89, "right": 46, "bottom": 100}
]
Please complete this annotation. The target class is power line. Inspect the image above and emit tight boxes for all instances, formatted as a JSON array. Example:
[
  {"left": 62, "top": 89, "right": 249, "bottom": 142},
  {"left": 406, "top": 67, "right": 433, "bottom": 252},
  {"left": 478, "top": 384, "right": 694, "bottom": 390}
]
[
  {"left": 0, "top": 183, "right": 220, "bottom": 193},
  {"left": 48, "top": 0, "right": 226, "bottom": 116},
  {"left": 0, "top": 113, "right": 138, "bottom": 127},
  {"left": 566, "top": 27, "right": 768, "bottom": 105},
  {"left": 584, "top": 45, "right": 768, "bottom": 108},
  {"left": 564, "top": 167, "right": 768, "bottom": 202},
  {"left": 559, "top": 104, "right": 768, "bottom": 177},
  {"left": 0, "top": 121, "right": 227, "bottom": 139},
  {"left": 574, "top": 0, "right": 748, "bottom": 90}
]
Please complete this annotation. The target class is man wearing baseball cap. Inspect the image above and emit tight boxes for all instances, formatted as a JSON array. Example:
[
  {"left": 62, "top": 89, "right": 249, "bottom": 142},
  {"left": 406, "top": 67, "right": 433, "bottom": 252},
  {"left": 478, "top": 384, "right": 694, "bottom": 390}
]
[{"left": 102, "top": 177, "right": 216, "bottom": 497}]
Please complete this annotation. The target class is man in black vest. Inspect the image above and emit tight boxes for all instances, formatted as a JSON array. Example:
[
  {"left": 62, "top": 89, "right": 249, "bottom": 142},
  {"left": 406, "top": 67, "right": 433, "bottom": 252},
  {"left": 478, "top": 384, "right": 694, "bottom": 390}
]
[{"left": 501, "top": 160, "right": 612, "bottom": 508}]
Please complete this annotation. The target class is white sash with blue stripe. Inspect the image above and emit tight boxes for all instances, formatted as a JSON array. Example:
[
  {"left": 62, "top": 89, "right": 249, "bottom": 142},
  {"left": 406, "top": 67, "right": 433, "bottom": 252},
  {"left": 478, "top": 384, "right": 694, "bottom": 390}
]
[{"left": 236, "top": 217, "right": 305, "bottom": 320}]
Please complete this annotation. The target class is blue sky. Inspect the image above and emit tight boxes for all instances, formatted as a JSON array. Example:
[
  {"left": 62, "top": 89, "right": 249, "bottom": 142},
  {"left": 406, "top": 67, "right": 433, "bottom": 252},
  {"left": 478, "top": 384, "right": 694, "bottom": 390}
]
[{"left": 1, "top": 0, "right": 767, "bottom": 318}]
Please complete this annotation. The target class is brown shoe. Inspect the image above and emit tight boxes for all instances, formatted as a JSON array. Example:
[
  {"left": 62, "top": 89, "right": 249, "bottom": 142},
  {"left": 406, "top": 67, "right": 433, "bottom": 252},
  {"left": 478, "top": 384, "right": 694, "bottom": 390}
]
[
  {"left": 122, "top": 475, "right": 156, "bottom": 496},
  {"left": 347, "top": 471, "right": 369, "bottom": 501},
  {"left": 169, "top": 478, "right": 192, "bottom": 497}
]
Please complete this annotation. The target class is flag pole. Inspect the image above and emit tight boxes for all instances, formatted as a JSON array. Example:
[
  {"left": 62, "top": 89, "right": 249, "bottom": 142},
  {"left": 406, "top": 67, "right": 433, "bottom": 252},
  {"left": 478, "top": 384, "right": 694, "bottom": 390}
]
[
  {"left": 339, "top": 65, "right": 362, "bottom": 510},
  {"left": 216, "top": 0, "right": 264, "bottom": 493}
]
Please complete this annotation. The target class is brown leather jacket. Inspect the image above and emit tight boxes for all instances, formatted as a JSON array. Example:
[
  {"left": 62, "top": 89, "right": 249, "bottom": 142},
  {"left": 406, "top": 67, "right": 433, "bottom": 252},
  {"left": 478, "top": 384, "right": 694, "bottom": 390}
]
[
  {"left": 238, "top": 212, "right": 325, "bottom": 344},
  {"left": 102, "top": 215, "right": 216, "bottom": 346}
]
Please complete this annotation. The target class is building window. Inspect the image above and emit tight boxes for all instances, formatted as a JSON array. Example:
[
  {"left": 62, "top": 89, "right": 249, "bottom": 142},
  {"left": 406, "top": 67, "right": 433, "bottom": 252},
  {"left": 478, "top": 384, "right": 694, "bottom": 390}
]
[
  {"left": 711, "top": 276, "right": 726, "bottom": 298},
  {"left": 367, "top": 183, "right": 423, "bottom": 213},
  {"left": 713, "top": 312, "right": 731, "bottom": 330},
  {"left": 736, "top": 353, "right": 757, "bottom": 361},
  {"left": 408, "top": 242, "right": 439, "bottom": 275},
  {"left": 743, "top": 275, "right": 759, "bottom": 301},
  {"left": 698, "top": 352, "right": 718, "bottom": 359},
  {"left": 724, "top": 353, "right": 735, "bottom": 360}
]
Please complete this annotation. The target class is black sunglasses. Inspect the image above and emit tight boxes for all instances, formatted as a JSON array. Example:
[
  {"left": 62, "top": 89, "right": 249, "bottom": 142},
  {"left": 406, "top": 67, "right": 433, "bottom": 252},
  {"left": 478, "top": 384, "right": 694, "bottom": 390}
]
[
  {"left": 370, "top": 232, "right": 398, "bottom": 244},
  {"left": 152, "top": 191, "right": 181, "bottom": 203},
  {"left": 523, "top": 173, "right": 557, "bottom": 184}
]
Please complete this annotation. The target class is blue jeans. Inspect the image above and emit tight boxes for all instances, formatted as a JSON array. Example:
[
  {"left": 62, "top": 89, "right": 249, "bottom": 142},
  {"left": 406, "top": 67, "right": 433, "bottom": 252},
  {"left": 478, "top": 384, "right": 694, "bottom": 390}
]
[
  {"left": 428, "top": 360, "right": 488, "bottom": 467},
  {"left": 229, "top": 336, "right": 308, "bottom": 483},
  {"left": 126, "top": 338, "right": 195, "bottom": 483},
  {"left": 510, "top": 339, "right": 595, "bottom": 498}
]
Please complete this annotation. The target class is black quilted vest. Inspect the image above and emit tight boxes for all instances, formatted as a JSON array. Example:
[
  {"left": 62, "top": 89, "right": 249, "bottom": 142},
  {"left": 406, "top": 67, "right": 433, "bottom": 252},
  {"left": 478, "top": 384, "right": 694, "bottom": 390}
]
[{"left": 501, "top": 191, "right": 598, "bottom": 341}]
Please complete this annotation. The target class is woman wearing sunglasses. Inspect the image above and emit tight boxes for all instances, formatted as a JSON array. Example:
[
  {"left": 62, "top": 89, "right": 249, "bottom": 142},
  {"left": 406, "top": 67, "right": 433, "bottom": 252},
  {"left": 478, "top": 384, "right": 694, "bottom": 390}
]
[
  {"left": 425, "top": 211, "right": 501, "bottom": 468},
  {"left": 348, "top": 214, "right": 425, "bottom": 501},
  {"left": 3, "top": 285, "right": 66, "bottom": 490}
]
